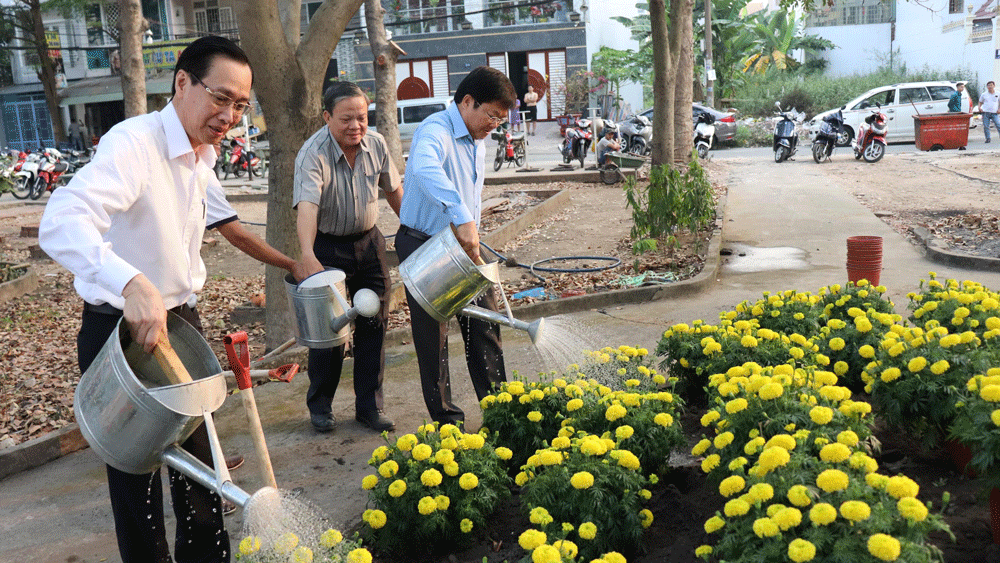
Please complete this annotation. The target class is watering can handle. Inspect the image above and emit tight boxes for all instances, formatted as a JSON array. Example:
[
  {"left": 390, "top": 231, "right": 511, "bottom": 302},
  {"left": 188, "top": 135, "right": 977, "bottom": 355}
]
[
  {"left": 223, "top": 332, "right": 252, "bottom": 391},
  {"left": 450, "top": 223, "right": 486, "bottom": 266}
]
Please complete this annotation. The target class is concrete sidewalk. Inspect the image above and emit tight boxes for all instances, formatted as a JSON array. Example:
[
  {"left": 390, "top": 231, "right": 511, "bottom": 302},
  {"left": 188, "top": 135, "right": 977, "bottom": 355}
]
[{"left": 3, "top": 154, "right": 999, "bottom": 563}]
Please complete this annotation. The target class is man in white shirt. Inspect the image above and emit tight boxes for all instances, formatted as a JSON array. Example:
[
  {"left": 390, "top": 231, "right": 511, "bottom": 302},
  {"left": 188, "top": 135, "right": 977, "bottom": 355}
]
[
  {"left": 39, "top": 36, "right": 306, "bottom": 563},
  {"left": 979, "top": 80, "right": 1000, "bottom": 143}
]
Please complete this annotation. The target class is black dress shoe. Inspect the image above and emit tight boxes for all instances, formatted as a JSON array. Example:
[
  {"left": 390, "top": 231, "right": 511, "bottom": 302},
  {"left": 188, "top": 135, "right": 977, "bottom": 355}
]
[
  {"left": 310, "top": 413, "right": 336, "bottom": 432},
  {"left": 356, "top": 410, "right": 395, "bottom": 432}
]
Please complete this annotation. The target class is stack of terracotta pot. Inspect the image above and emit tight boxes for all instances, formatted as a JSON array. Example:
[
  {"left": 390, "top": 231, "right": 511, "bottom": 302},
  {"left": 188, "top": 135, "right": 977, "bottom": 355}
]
[{"left": 846, "top": 236, "right": 882, "bottom": 286}]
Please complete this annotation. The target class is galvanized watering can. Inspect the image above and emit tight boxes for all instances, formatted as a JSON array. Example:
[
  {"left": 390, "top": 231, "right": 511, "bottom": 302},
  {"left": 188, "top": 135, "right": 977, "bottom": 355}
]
[
  {"left": 74, "top": 312, "right": 277, "bottom": 510},
  {"left": 284, "top": 270, "right": 381, "bottom": 349},
  {"left": 399, "top": 226, "right": 544, "bottom": 344}
]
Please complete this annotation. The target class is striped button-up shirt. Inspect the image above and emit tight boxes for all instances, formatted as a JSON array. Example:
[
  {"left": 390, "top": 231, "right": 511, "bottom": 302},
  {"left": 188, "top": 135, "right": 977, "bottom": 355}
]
[
  {"left": 399, "top": 102, "right": 484, "bottom": 237},
  {"left": 293, "top": 127, "right": 397, "bottom": 236}
]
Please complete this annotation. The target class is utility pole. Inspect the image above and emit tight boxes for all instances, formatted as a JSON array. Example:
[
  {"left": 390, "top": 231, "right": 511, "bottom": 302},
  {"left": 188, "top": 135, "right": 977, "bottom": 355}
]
[{"left": 705, "top": 0, "right": 714, "bottom": 108}]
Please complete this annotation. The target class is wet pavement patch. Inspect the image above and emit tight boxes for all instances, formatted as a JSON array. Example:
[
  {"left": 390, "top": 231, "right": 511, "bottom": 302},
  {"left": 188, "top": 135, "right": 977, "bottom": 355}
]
[{"left": 720, "top": 243, "right": 810, "bottom": 273}]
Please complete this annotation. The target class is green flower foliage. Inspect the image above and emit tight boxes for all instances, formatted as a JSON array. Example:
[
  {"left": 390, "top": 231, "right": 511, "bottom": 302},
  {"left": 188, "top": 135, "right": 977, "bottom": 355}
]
[
  {"left": 235, "top": 529, "right": 371, "bottom": 563},
  {"left": 732, "top": 290, "right": 824, "bottom": 338},
  {"left": 907, "top": 274, "right": 1000, "bottom": 339},
  {"left": 519, "top": 434, "right": 649, "bottom": 561},
  {"left": 812, "top": 308, "right": 900, "bottom": 392},
  {"left": 817, "top": 281, "right": 896, "bottom": 323},
  {"left": 950, "top": 369, "right": 1000, "bottom": 489},
  {"left": 359, "top": 424, "right": 511, "bottom": 556}
]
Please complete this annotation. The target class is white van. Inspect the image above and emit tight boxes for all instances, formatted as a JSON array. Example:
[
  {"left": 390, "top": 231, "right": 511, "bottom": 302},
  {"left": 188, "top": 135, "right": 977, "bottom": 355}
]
[
  {"left": 368, "top": 97, "right": 452, "bottom": 152},
  {"left": 808, "top": 81, "right": 971, "bottom": 145}
]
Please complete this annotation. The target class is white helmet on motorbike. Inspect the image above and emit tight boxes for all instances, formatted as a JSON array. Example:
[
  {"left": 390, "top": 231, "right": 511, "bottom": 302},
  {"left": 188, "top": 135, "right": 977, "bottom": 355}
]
[{"left": 576, "top": 118, "right": 591, "bottom": 129}]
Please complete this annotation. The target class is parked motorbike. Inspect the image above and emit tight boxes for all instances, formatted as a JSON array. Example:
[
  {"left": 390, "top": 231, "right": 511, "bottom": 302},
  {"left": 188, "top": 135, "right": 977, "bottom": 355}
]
[
  {"left": 618, "top": 114, "right": 652, "bottom": 156},
  {"left": 694, "top": 112, "right": 716, "bottom": 159},
  {"left": 853, "top": 105, "right": 888, "bottom": 163},
  {"left": 31, "top": 148, "right": 69, "bottom": 199},
  {"left": 7, "top": 150, "right": 33, "bottom": 200},
  {"left": 772, "top": 102, "right": 799, "bottom": 163},
  {"left": 491, "top": 125, "right": 526, "bottom": 171},
  {"left": 811, "top": 107, "right": 845, "bottom": 163},
  {"left": 561, "top": 118, "right": 592, "bottom": 168},
  {"left": 14, "top": 152, "right": 41, "bottom": 200}
]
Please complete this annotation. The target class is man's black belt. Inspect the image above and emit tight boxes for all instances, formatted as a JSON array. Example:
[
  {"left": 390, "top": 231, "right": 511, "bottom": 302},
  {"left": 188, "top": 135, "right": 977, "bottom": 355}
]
[
  {"left": 397, "top": 224, "right": 431, "bottom": 242},
  {"left": 317, "top": 226, "right": 376, "bottom": 243}
]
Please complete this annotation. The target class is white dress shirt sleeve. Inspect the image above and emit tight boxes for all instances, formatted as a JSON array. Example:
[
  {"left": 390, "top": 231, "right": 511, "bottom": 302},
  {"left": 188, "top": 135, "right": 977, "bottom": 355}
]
[{"left": 39, "top": 127, "right": 149, "bottom": 298}]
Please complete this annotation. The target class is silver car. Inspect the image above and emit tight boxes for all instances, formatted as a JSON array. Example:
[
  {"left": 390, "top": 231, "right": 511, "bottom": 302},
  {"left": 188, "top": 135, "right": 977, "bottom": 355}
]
[{"left": 639, "top": 104, "right": 738, "bottom": 145}]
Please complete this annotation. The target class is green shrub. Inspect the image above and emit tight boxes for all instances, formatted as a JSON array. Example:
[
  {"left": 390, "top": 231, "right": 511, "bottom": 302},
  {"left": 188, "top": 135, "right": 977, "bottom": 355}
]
[{"left": 733, "top": 122, "right": 772, "bottom": 148}]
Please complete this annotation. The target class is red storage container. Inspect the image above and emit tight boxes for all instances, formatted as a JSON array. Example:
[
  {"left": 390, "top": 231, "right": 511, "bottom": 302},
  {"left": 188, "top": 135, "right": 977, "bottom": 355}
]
[{"left": 913, "top": 113, "right": 972, "bottom": 151}]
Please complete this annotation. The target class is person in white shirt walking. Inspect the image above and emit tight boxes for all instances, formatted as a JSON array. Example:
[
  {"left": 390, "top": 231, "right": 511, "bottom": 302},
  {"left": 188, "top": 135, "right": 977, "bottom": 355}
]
[
  {"left": 39, "top": 36, "right": 307, "bottom": 563},
  {"left": 979, "top": 80, "right": 1000, "bottom": 143}
]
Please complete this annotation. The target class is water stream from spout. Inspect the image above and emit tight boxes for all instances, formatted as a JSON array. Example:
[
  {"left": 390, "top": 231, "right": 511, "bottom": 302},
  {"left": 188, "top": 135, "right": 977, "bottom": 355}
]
[{"left": 496, "top": 282, "right": 514, "bottom": 322}]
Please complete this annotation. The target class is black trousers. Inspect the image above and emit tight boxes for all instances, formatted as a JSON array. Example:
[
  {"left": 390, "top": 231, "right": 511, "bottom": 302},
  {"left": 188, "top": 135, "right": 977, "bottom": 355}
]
[
  {"left": 395, "top": 226, "right": 507, "bottom": 425},
  {"left": 306, "top": 227, "right": 389, "bottom": 418},
  {"left": 78, "top": 304, "right": 229, "bottom": 563}
]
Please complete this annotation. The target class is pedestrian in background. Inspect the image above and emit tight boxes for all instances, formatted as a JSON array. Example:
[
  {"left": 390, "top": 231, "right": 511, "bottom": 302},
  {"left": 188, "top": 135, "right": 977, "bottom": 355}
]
[
  {"left": 395, "top": 66, "right": 516, "bottom": 425},
  {"left": 979, "top": 80, "right": 1000, "bottom": 142},
  {"left": 510, "top": 98, "right": 522, "bottom": 133},
  {"left": 948, "top": 82, "right": 965, "bottom": 112},
  {"left": 68, "top": 119, "right": 81, "bottom": 150},
  {"left": 524, "top": 85, "right": 539, "bottom": 136},
  {"left": 293, "top": 80, "right": 402, "bottom": 433}
]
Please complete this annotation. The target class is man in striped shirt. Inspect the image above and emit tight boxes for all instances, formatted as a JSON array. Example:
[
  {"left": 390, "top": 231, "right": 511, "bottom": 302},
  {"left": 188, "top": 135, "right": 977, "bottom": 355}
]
[{"left": 293, "top": 81, "right": 402, "bottom": 433}]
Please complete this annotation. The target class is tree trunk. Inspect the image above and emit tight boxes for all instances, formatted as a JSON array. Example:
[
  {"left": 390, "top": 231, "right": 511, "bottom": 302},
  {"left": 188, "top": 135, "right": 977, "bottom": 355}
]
[
  {"left": 649, "top": 0, "right": 672, "bottom": 166},
  {"left": 118, "top": 0, "right": 149, "bottom": 118},
  {"left": 234, "top": 0, "right": 364, "bottom": 350},
  {"left": 670, "top": 0, "right": 694, "bottom": 163},
  {"left": 27, "top": 0, "right": 65, "bottom": 145},
  {"left": 365, "top": 0, "right": 405, "bottom": 172}
]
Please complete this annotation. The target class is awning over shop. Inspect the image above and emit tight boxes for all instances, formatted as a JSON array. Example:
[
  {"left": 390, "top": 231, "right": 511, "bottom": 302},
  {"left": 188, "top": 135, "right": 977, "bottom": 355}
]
[
  {"left": 0, "top": 82, "right": 46, "bottom": 98},
  {"left": 58, "top": 75, "right": 174, "bottom": 107}
]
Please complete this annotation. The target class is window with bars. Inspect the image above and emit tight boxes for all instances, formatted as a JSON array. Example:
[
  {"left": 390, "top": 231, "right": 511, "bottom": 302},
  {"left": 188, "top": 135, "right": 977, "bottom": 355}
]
[
  {"left": 808, "top": 0, "right": 895, "bottom": 27},
  {"left": 194, "top": 0, "right": 236, "bottom": 37}
]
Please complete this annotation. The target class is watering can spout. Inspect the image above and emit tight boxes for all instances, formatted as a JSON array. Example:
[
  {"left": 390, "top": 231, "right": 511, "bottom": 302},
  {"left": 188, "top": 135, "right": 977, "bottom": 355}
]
[
  {"left": 459, "top": 305, "right": 546, "bottom": 345},
  {"left": 329, "top": 288, "right": 381, "bottom": 332}
]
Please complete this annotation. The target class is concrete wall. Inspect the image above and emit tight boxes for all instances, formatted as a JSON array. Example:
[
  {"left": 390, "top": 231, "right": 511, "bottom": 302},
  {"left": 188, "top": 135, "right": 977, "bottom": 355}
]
[
  {"left": 808, "top": 0, "right": 998, "bottom": 91},
  {"left": 585, "top": 0, "right": 644, "bottom": 113}
]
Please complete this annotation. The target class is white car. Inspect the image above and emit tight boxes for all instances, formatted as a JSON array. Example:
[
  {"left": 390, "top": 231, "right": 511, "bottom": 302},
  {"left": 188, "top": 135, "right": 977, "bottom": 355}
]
[{"left": 808, "top": 81, "right": 971, "bottom": 146}]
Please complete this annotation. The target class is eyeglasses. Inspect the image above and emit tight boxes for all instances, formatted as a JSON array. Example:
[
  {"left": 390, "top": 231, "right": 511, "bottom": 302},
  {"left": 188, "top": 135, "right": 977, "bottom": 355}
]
[
  {"left": 189, "top": 73, "right": 250, "bottom": 117},
  {"left": 474, "top": 102, "right": 507, "bottom": 127}
]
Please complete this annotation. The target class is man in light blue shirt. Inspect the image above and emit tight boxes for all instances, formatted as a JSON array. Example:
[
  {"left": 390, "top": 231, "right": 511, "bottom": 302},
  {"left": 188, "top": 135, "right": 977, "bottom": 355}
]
[{"left": 396, "top": 66, "right": 517, "bottom": 424}]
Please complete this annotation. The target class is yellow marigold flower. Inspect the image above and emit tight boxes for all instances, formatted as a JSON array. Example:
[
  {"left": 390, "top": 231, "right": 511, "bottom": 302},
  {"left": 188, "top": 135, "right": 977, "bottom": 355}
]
[
  {"left": 519, "top": 529, "right": 547, "bottom": 550},
  {"left": 907, "top": 356, "right": 927, "bottom": 373},
  {"left": 654, "top": 412, "right": 674, "bottom": 427},
  {"left": 361, "top": 474, "right": 378, "bottom": 490},
  {"left": 837, "top": 430, "right": 860, "bottom": 446},
  {"left": 885, "top": 475, "right": 919, "bottom": 499},
  {"left": 440, "top": 436, "right": 459, "bottom": 450},
  {"left": 603, "top": 552, "right": 627, "bottom": 563},
  {"left": 765, "top": 434, "right": 797, "bottom": 451},
  {"left": 367, "top": 509, "right": 387, "bottom": 529},
  {"left": 515, "top": 472, "right": 530, "bottom": 486},
  {"left": 443, "top": 462, "right": 459, "bottom": 477},
  {"left": 459, "top": 473, "right": 479, "bottom": 490},
  {"left": 701, "top": 410, "right": 721, "bottom": 426},
  {"left": 939, "top": 334, "right": 962, "bottom": 348},
  {"left": 748, "top": 482, "right": 774, "bottom": 502},
  {"left": 729, "top": 456, "right": 748, "bottom": 470},
  {"left": 897, "top": 497, "right": 929, "bottom": 521},
  {"left": 319, "top": 529, "right": 342, "bottom": 548},
  {"left": 696, "top": 545, "right": 714, "bottom": 558},
  {"left": 752, "top": 517, "right": 780, "bottom": 538},
  {"left": 744, "top": 436, "right": 766, "bottom": 455},
  {"left": 930, "top": 360, "right": 950, "bottom": 375},
  {"left": 566, "top": 398, "right": 584, "bottom": 412},
  {"left": 459, "top": 518, "right": 474, "bottom": 533},
  {"left": 417, "top": 496, "right": 437, "bottom": 515},
  {"left": 639, "top": 508, "right": 654, "bottom": 528},
  {"left": 605, "top": 404, "right": 627, "bottom": 421},
  {"left": 388, "top": 479, "right": 407, "bottom": 497},
  {"left": 421, "top": 468, "right": 443, "bottom": 487},
  {"left": 238, "top": 536, "right": 261, "bottom": 555},
  {"left": 859, "top": 345, "right": 876, "bottom": 358},
  {"left": 788, "top": 538, "right": 816, "bottom": 562},
  {"left": 462, "top": 433, "right": 485, "bottom": 450},
  {"left": 759, "top": 382, "right": 784, "bottom": 400},
  {"left": 571, "top": 471, "right": 595, "bottom": 489},
  {"left": 991, "top": 410, "right": 1000, "bottom": 426},
  {"left": 614, "top": 449, "right": 642, "bottom": 470},
  {"left": 758, "top": 446, "right": 791, "bottom": 473},
  {"left": 495, "top": 446, "right": 513, "bottom": 460},
  {"left": 714, "top": 432, "right": 735, "bottom": 449},
  {"left": 810, "top": 406, "right": 834, "bottom": 425},
  {"left": 725, "top": 398, "right": 749, "bottom": 414},
  {"left": 395, "top": 434, "right": 418, "bottom": 451},
  {"left": 867, "top": 534, "right": 901, "bottom": 561},
  {"left": 692, "top": 439, "right": 712, "bottom": 456},
  {"left": 574, "top": 521, "right": 597, "bottom": 540},
  {"left": 787, "top": 484, "right": 811, "bottom": 507},
  {"left": 347, "top": 548, "right": 373, "bottom": 563},
  {"left": 816, "top": 469, "right": 849, "bottom": 493},
  {"left": 829, "top": 337, "right": 846, "bottom": 351},
  {"left": 530, "top": 507, "right": 554, "bottom": 526},
  {"left": 880, "top": 368, "right": 902, "bottom": 383},
  {"left": 412, "top": 443, "right": 432, "bottom": 461},
  {"left": 724, "top": 498, "right": 750, "bottom": 517},
  {"left": 616, "top": 425, "right": 635, "bottom": 440},
  {"left": 809, "top": 503, "right": 837, "bottom": 525},
  {"left": 435, "top": 495, "right": 450, "bottom": 511},
  {"left": 719, "top": 475, "right": 746, "bottom": 497},
  {"left": 378, "top": 460, "right": 398, "bottom": 478},
  {"left": 820, "top": 443, "right": 851, "bottom": 463},
  {"left": 701, "top": 454, "right": 721, "bottom": 473},
  {"left": 435, "top": 448, "right": 455, "bottom": 465},
  {"left": 773, "top": 507, "right": 802, "bottom": 530},
  {"left": 526, "top": 411, "right": 543, "bottom": 423},
  {"left": 704, "top": 515, "right": 725, "bottom": 533},
  {"left": 840, "top": 500, "right": 871, "bottom": 522},
  {"left": 580, "top": 436, "right": 608, "bottom": 456},
  {"left": 496, "top": 392, "right": 513, "bottom": 403},
  {"left": 539, "top": 450, "right": 563, "bottom": 466},
  {"left": 981, "top": 385, "right": 1000, "bottom": 402}
]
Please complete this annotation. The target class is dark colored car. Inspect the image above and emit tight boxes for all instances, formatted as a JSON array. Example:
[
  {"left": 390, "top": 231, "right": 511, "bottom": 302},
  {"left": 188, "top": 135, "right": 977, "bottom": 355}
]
[{"left": 639, "top": 104, "right": 738, "bottom": 145}]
